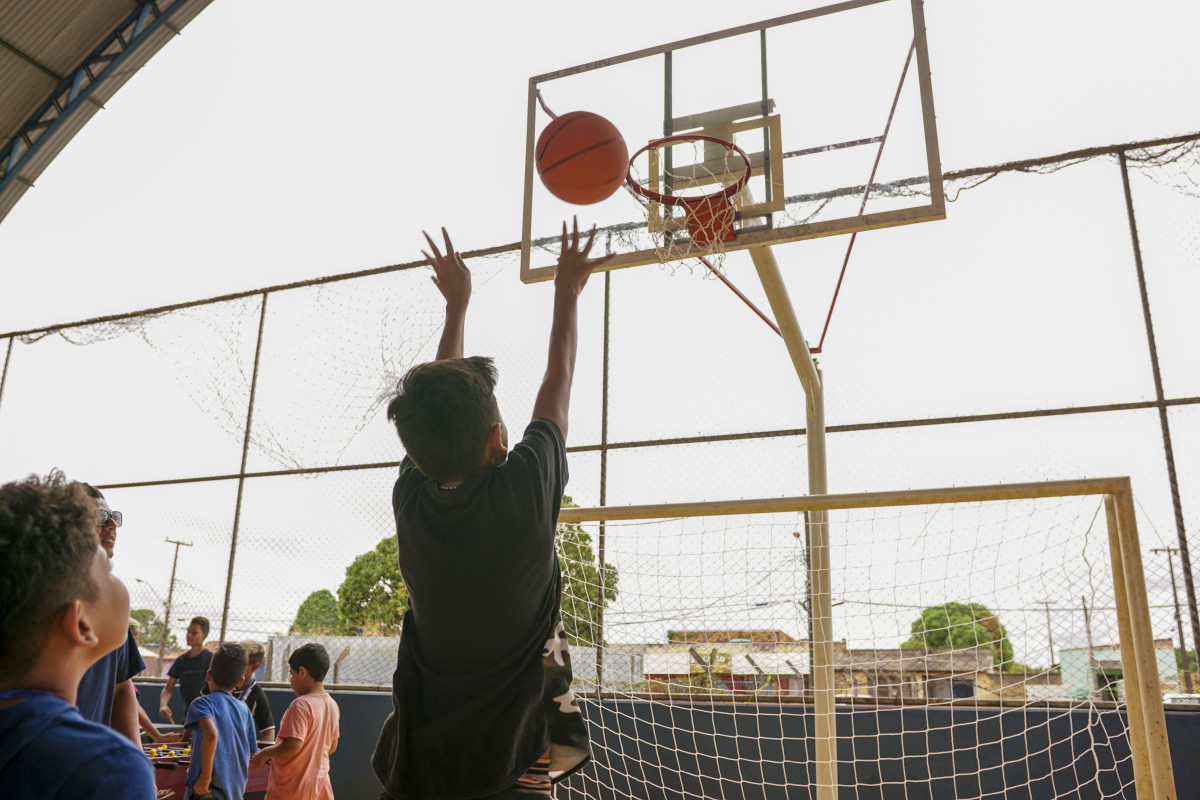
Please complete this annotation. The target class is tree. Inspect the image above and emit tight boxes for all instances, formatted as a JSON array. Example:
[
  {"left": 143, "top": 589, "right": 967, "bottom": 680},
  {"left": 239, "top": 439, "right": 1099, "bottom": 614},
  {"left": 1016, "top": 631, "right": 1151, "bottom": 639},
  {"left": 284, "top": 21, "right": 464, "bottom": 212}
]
[
  {"left": 130, "top": 608, "right": 178, "bottom": 650},
  {"left": 332, "top": 497, "right": 618, "bottom": 643},
  {"left": 901, "top": 602, "right": 1014, "bottom": 668},
  {"left": 338, "top": 537, "right": 409, "bottom": 635},
  {"left": 558, "top": 496, "right": 619, "bottom": 647},
  {"left": 291, "top": 589, "right": 341, "bottom": 635}
]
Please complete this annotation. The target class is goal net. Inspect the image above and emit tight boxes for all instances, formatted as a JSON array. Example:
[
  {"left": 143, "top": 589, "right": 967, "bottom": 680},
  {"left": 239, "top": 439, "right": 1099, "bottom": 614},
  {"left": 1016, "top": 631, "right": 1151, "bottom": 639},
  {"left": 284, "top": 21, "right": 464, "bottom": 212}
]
[{"left": 554, "top": 479, "right": 1174, "bottom": 800}]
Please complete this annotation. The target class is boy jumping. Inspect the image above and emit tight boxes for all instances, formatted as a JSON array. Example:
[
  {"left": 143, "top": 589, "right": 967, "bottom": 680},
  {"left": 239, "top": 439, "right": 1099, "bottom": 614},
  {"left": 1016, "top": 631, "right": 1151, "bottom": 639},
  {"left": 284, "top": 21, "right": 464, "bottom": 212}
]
[{"left": 373, "top": 219, "right": 610, "bottom": 799}]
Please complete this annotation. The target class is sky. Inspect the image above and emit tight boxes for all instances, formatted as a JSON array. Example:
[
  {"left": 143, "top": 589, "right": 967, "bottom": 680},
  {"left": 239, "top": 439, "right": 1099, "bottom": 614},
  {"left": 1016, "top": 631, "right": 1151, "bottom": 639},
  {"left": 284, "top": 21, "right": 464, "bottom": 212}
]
[
  {"left": 2, "top": 0, "right": 1198, "bottom": 332},
  {"left": 2, "top": 0, "right": 1200, "bottom": 669}
]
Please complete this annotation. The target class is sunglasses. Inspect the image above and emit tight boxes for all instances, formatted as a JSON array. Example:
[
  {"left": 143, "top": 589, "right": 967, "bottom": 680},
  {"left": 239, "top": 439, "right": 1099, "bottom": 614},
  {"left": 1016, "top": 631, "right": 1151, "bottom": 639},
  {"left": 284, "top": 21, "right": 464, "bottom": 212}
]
[{"left": 98, "top": 509, "right": 123, "bottom": 528}]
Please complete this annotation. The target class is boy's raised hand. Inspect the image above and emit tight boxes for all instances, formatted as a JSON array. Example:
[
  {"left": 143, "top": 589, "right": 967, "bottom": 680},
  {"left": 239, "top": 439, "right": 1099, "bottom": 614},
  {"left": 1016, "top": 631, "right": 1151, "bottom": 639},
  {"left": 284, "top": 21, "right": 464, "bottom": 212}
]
[
  {"left": 422, "top": 228, "right": 471, "bottom": 308},
  {"left": 555, "top": 216, "right": 614, "bottom": 293}
]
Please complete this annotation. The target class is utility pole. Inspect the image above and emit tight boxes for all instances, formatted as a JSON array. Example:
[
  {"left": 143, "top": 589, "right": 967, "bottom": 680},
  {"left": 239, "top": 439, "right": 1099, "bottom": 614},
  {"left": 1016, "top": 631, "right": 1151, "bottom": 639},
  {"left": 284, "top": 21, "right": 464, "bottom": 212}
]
[
  {"left": 1040, "top": 600, "right": 1056, "bottom": 667},
  {"left": 1152, "top": 547, "right": 1194, "bottom": 693},
  {"left": 160, "top": 538, "right": 192, "bottom": 677}
]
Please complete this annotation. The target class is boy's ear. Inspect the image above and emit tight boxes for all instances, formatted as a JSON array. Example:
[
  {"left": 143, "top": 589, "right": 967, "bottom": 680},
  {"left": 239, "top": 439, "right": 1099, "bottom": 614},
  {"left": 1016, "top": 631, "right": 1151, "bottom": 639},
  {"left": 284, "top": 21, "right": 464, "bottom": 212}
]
[
  {"left": 485, "top": 423, "right": 506, "bottom": 465},
  {"left": 60, "top": 600, "right": 100, "bottom": 648}
]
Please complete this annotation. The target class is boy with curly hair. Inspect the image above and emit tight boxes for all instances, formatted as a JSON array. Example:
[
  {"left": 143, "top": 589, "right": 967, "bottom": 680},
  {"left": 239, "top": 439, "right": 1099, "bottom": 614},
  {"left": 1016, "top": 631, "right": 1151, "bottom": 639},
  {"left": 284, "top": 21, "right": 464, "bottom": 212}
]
[{"left": 0, "top": 472, "right": 154, "bottom": 799}]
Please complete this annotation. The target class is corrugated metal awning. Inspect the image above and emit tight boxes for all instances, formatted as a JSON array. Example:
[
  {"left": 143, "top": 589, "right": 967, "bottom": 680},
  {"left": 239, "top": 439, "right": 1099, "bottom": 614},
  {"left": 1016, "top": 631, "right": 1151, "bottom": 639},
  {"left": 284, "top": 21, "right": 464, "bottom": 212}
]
[{"left": 0, "top": 0, "right": 215, "bottom": 223}]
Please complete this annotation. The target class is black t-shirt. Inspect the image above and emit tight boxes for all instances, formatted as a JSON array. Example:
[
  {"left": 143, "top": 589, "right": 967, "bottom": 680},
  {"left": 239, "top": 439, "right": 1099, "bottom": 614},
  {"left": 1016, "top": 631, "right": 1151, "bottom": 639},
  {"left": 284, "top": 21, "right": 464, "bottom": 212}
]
[
  {"left": 200, "top": 680, "right": 274, "bottom": 737},
  {"left": 168, "top": 649, "right": 213, "bottom": 710},
  {"left": 372, "top": 419, "right": 568, "bottom": 800}
]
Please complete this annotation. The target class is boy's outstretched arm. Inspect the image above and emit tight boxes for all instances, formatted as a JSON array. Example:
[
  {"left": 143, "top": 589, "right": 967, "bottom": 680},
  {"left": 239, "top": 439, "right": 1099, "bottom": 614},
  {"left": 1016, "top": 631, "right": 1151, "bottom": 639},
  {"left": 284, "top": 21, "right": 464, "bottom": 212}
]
[
  {"left": 422, "top": 228, "right": 471, "bottom": 361},
  {"left": 531, "top": 217, "right": 614, "bottom": 439},
  {"left": 249, "top": 736, "right": 303, "bottom": 770}
]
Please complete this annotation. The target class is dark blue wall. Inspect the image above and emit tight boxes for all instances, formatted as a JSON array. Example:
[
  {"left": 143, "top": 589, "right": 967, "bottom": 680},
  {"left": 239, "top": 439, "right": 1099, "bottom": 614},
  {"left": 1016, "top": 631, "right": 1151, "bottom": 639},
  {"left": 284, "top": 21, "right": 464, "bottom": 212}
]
[
  {"left": 138, "top": 683, "right": 390, "bottom": 800},
  {"left": 138, "top": 685, "right": 1200, "bottom": 800}
]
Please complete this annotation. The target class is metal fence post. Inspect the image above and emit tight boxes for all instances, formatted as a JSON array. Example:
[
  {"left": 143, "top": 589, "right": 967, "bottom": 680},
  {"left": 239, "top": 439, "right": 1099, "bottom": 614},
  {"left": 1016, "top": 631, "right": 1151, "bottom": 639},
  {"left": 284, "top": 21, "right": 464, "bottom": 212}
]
[{"left": 219, "top": 292, "right": 270, "bottom": 643}]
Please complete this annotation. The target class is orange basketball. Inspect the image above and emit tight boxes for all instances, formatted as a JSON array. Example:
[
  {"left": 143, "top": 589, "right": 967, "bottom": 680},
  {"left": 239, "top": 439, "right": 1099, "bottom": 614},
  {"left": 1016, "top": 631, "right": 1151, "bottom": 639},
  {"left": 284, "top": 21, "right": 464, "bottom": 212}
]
[{"left": 535, "top": 111, "right": 629, "bottom": 205}]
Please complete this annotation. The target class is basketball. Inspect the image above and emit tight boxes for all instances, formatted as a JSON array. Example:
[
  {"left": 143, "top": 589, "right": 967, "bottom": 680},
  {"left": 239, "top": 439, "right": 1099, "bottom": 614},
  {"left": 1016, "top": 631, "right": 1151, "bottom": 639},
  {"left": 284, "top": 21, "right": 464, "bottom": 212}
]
[{"left": 535, "top": 111, "right": 629, "bottom": 205}]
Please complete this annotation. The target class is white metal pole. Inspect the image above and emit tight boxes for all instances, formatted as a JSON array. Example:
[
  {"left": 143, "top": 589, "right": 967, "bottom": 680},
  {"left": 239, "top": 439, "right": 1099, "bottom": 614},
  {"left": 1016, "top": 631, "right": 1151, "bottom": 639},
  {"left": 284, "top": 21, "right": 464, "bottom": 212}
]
[{"left": 749, "top": 244, "right": 835, "bottom": 800}]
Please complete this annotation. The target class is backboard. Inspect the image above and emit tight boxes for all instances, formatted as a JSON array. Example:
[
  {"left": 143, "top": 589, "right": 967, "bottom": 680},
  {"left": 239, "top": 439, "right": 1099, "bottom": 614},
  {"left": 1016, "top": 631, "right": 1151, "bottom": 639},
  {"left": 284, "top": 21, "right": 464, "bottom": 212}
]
[{"left": 520, "top": 0, "right": 944, "bottom": 283}]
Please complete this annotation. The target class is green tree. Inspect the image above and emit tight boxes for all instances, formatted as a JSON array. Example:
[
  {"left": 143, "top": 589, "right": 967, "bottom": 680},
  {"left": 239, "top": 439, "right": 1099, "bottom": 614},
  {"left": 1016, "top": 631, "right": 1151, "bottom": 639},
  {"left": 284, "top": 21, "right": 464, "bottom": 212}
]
[
  {"left": 338, "top": 537, "right": 409, "bottom": 635},
  {"left": 130, "top": 608, "right": 178, "bottom": 650},
  {"left": 291, "top": 589, "right": 341, "bottom": 635},
  {"left": 901, "top": 602, "right": 1014, "bottom": 668},
  {"left": 558, "top": 496, "right": 619, "bottom": 647}
]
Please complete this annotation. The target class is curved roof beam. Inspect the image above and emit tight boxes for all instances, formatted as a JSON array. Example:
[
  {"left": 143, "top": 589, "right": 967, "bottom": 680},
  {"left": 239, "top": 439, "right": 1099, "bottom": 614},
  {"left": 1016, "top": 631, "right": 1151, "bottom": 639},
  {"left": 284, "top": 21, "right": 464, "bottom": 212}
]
[{"left": 0, "top": 0, "right": 215, "bottom": 224}]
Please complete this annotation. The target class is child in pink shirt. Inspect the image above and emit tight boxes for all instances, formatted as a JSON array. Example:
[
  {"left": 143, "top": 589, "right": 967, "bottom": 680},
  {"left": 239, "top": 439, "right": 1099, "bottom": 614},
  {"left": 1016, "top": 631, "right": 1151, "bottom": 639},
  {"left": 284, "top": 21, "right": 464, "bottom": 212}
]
[{"left": 249, "top": 644, "right": 340, "bottom": 800}]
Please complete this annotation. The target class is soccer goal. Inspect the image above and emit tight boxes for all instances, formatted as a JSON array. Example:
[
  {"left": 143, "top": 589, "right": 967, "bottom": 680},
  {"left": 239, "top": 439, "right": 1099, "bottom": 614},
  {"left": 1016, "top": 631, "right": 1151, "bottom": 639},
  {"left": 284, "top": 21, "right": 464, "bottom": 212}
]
[{"left": 554, "top": 478, "right": 1175, "bottom": 800}]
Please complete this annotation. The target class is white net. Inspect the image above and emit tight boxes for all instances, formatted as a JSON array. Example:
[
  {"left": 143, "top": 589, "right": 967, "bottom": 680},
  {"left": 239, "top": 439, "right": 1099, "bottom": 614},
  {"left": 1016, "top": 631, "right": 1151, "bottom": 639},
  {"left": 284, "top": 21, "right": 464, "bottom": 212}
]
[
  {"left": 556, "top": 489, "right": 1156, "bottom": 799},
  {"left": 626, "top": 136, "right": 753, "bottom": 275}
]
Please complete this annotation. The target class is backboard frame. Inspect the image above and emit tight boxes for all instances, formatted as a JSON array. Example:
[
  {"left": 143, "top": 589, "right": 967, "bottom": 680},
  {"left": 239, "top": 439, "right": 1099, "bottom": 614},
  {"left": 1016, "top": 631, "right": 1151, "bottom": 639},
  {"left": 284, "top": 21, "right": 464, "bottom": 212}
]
[{"left": 520, "top": 0, "right": 944, "bottom": 284}]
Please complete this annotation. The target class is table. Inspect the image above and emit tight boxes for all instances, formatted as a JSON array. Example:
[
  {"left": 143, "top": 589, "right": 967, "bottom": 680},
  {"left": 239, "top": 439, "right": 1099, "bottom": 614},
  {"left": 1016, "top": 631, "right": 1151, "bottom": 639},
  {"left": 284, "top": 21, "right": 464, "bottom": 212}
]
[{"left": 144, "top": 742, "right": 269, "bottom": 799}]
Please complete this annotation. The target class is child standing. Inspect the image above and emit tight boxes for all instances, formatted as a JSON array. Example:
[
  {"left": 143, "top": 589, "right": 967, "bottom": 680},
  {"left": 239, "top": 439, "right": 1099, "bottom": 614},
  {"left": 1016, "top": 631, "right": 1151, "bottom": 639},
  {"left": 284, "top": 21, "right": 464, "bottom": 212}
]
[
  {"left": 249, "top": 643, "right": 340, "bottom": 799},
  {"left": 201, "top": 640, "right": 276, "bottom": 742},
  {"left": 184, "top": 642, "right": 258, "bottom": 800},
  {"left": 372, "top": 221, "right": 607, "bottom": 799},
  {"left": 0, "top": 472, "right": 155, "bottom": 799},
  {"left": 161, "top": 615, "right": 214, "bottom": 723}
]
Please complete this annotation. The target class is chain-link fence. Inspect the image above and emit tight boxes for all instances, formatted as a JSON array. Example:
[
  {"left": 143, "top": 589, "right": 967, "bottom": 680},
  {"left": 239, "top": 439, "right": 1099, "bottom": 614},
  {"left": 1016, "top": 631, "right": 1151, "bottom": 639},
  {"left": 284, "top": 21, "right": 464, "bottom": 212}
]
[{"left": 1, "top": 131, "right": 1199, "bottom": 698}]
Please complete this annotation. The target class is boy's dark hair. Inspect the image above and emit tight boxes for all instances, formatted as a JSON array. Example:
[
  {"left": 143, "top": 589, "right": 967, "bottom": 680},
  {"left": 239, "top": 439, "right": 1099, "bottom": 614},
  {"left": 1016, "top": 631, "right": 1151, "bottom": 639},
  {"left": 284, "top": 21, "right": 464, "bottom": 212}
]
[
  {"left": 0, "top": 472, "right": 98, "bottom": 681},
  {"left": 386, "top": 356, "right": 500, "bottom": 481},
  {"left": 190, "top": 616, "right": 211, "bottom": 636},
  {"left": 288, "top": 643, "right": 331, "bottom": 682},
  {"left": 210, "top": 643, "right": 248, "bottom": 690}
]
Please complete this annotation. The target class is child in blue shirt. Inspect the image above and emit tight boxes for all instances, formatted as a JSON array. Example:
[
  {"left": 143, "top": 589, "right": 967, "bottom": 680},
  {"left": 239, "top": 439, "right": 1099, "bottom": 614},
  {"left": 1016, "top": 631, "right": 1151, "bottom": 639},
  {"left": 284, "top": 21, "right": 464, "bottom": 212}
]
[
  {"left": 185, "top": 642, "right": 259, "bottom": 800},
  {"left": 0, "top": 471, "right": 155, "bottom": 800}
]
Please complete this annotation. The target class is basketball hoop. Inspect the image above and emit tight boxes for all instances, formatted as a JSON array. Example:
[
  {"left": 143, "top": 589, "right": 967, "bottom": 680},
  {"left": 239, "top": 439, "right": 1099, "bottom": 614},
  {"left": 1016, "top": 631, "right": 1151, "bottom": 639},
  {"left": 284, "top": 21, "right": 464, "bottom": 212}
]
[{"left": 626, "top": 135, "right": 752, "bottom": 264}]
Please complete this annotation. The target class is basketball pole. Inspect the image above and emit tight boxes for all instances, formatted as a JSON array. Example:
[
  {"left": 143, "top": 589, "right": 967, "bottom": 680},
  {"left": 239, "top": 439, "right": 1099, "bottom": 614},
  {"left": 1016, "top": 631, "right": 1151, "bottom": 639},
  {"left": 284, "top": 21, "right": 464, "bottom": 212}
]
[{"left": 748, "top": 243, "right": 836, "bottom": 800}]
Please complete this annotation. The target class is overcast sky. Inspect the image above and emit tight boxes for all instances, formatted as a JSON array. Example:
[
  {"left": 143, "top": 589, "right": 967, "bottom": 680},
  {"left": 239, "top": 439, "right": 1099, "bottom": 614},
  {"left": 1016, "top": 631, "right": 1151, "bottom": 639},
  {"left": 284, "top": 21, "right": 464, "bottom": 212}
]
[
  {"left": 2, "top": 0, "right": 1199, "bottom": 660},
  {"left": 2, "top": 0, "right": 1197, "bottom": 332}
]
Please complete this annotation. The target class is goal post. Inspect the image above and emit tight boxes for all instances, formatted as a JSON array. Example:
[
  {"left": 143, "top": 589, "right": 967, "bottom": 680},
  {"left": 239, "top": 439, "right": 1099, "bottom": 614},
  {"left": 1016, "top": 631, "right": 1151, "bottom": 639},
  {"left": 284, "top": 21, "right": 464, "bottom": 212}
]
[{"left": 556, "top": 477, "right": 1176, "bottom": 800}]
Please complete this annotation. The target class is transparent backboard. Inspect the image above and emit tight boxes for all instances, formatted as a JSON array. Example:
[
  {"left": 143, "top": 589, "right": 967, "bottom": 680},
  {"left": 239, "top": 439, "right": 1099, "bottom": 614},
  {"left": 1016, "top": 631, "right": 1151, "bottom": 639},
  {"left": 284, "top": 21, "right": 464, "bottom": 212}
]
[{"left": 520, "top": 0, "right": 944, "bottom": 283}]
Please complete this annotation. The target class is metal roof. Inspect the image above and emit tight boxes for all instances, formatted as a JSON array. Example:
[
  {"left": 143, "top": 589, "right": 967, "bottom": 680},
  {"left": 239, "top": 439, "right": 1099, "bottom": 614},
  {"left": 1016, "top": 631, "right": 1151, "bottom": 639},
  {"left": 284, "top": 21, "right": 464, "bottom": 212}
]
[{"left": 0, "top": 0, "right": 214, "bottom": 223}]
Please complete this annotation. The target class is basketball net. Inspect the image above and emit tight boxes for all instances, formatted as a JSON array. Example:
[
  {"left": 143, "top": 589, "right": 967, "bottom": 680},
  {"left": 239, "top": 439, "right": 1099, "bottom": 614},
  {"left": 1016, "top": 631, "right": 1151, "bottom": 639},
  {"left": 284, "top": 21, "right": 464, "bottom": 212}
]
[{"left": 626, "top": 136, "right": 751, "bottom": 276}]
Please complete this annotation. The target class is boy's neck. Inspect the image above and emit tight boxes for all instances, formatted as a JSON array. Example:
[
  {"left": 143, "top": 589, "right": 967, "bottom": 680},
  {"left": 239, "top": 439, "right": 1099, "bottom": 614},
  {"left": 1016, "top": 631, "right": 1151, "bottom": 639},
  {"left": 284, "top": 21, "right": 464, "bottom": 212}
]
[
  {"left": 0, "top": 679, "right": 74, "bottom": 706},
  {"left": 189, "top": 644, "right": 205, "bottom": 656},
  {"left": 438, "top": 456, "right": 502, "bottom": 489},
  {"left": 0, "top": 643, "right": 89, "bottom": 706},
  {"left": 294, "top": 681, "right": 326, "bottom": 697}
]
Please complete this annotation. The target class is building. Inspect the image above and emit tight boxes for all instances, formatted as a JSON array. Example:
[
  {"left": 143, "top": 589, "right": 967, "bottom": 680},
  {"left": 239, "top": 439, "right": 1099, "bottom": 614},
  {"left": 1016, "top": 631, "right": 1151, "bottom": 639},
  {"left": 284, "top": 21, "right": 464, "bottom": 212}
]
[
  {"left": 834, "top": 647, "right": 993, "bottom": 700},
  {"left": 1059, "top": 638, "right": 1179, "bottom": 701}
]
